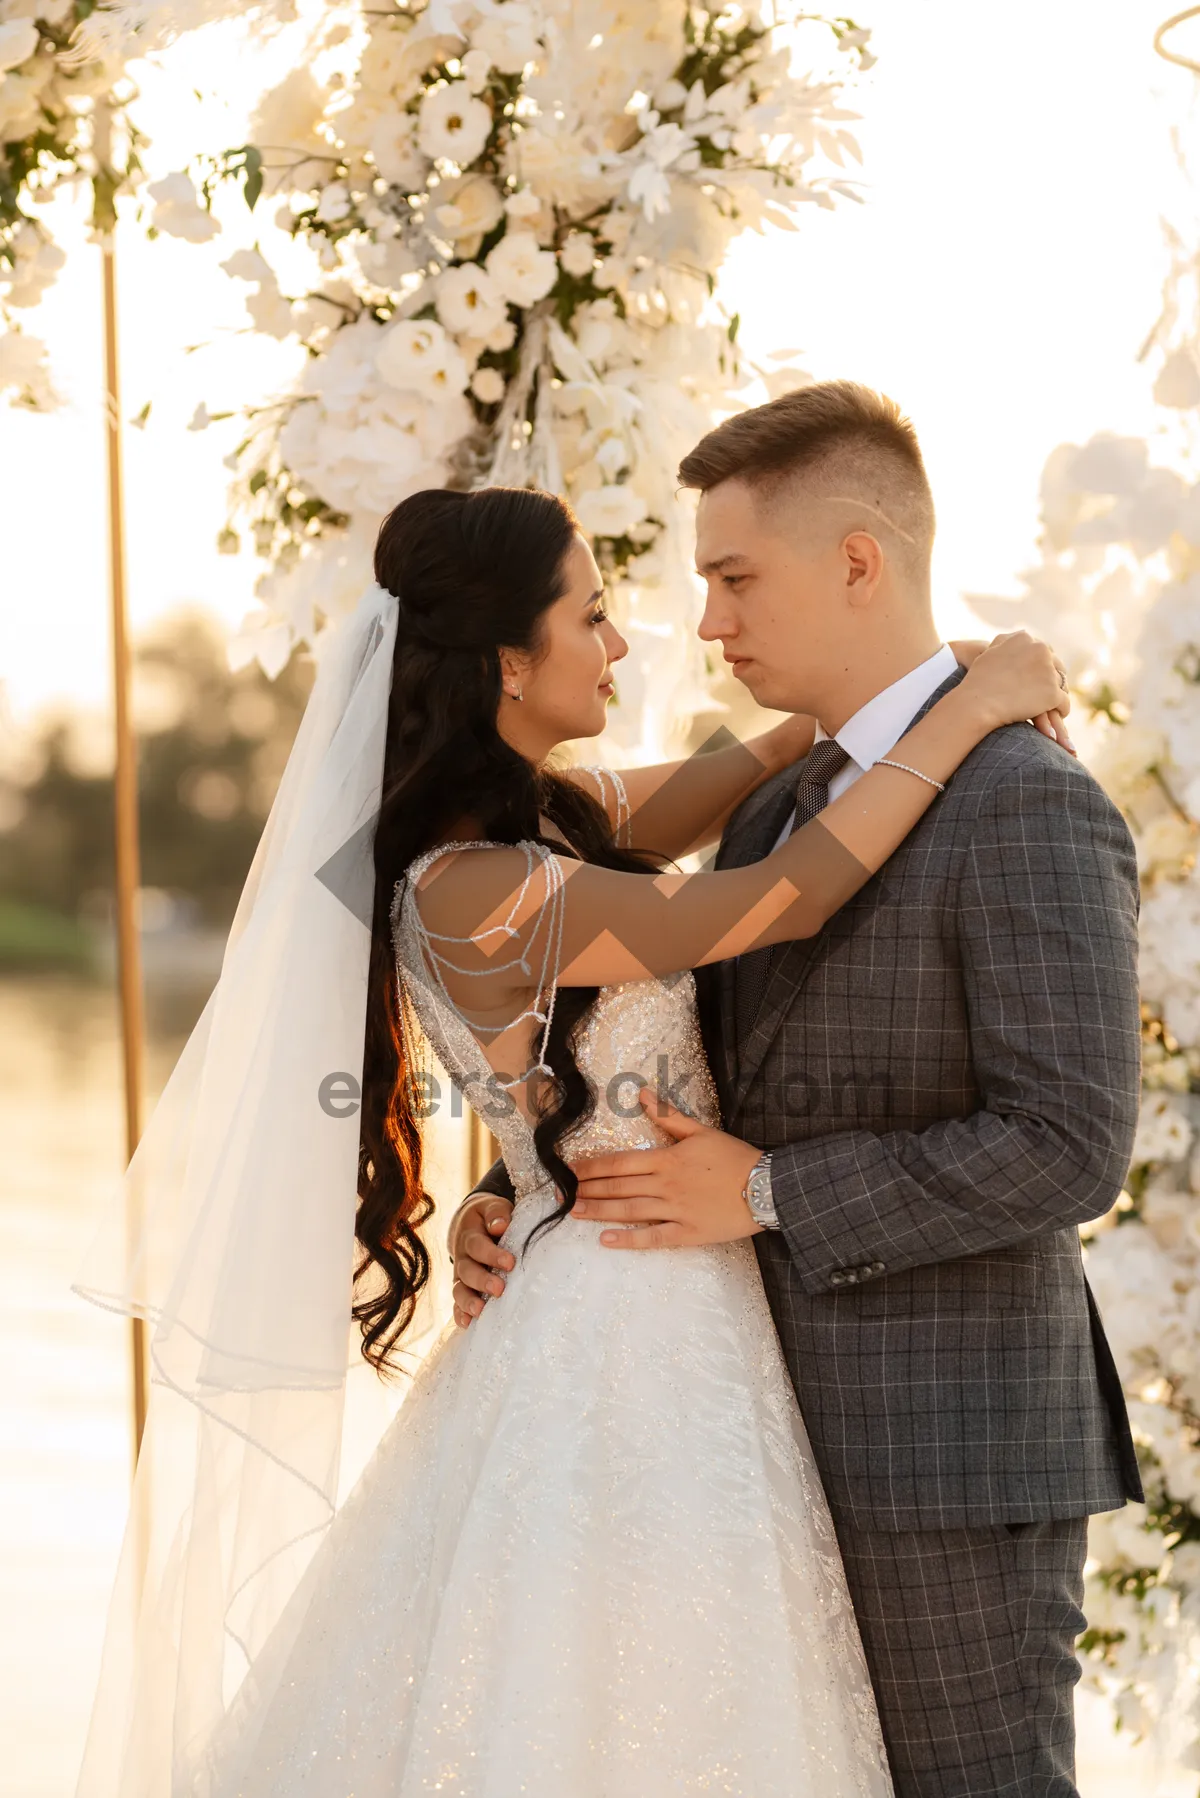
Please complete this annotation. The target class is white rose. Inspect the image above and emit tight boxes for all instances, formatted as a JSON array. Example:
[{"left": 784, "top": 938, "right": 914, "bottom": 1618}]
[
  {"left": 376, "top": 317, "right": 468, "bottom": 399},
  {"left": 471, "top": 366, "right": 505, "bottom": 404},
  {"left": 316, "top": 182, "right": 352, "bottom": 223},
  {"left": 486, "top": 318, "right": 516, "bottom": 352},
  {"left": 434, "top": 173, "right": 504, "bottom": 244},
  {"left": 0, "top": 17, "right": 37, "bottom": 70},
  {"left": 147, "top": 173, "right": 221, "bottom": 244},
  {"left": 574, "top": 484, "right": 649, "bottom": 539},
  {"left": 436, "top": 263, "right": 507, "bottom": 339},
  {"left": 369, "top": 113, "right": 426, "bottom": 189},
  {"left": 358, "top": 24, "right": 463, "bottom": 105},
  {"left": 485, "top": 229, "right": 556, "bottom": 306},
  {"left": 418, "top": 81, "right": 492, "bottom": 167},
  {"left": 559, "top": 230, "right": 595, "bottom": 279}
]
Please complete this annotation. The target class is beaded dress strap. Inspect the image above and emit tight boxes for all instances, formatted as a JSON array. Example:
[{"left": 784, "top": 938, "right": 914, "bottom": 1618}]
[
  {"left": 577, "top": 765, "right": 633, "bottom": 848},
  {"left": 391, "top": 839, "right": 565, "bottom": 1083}
]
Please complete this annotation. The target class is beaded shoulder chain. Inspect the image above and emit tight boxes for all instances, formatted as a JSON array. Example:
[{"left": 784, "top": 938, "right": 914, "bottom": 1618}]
[{"left": 391, "top": 839, "right": 566, "bottom": 1084}]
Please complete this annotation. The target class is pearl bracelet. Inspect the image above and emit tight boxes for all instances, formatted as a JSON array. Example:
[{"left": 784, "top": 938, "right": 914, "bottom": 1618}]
[{"left": 875, "top": 758, "right": 946, "bottom": 793}]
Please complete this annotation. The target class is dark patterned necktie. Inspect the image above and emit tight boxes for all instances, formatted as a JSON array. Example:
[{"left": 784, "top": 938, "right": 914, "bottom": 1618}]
[{"left": 734, "top": 738, "right": 851, "bottom": 1039}]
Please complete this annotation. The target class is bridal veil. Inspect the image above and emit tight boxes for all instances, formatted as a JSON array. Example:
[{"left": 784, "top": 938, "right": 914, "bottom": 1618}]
[{"left": 74, "top": 585, "right": 400, "bottom": 1797}]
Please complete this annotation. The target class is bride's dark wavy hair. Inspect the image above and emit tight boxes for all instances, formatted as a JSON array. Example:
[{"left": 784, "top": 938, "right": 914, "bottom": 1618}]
[{"left": 355, "top": 485, "right": 658, "bottom": 1373}]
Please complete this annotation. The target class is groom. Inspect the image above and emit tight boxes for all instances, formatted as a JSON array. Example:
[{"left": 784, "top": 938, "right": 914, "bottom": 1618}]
[{"left": 452, "top": 380, "right": 1144, "bottom": 1797}]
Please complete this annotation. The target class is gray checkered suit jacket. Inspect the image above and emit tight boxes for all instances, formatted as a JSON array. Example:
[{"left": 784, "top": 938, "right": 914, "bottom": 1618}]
[{"left": 695, "top": 673, "right": 1144, "bottom": 1532}]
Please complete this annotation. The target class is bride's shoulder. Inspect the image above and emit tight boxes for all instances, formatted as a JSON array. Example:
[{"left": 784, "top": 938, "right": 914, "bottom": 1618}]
[{"left": 402, "top": 838, "right": 567, "bottom": 942}]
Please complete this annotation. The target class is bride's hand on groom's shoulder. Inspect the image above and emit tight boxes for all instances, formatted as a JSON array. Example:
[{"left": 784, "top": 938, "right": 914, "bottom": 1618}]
[
  {"left": 569, "top": 1096, "right": 764, "bottom": 1250},
  {"left": 953, "top": 632, "right": 1077, "bottom": 756}
]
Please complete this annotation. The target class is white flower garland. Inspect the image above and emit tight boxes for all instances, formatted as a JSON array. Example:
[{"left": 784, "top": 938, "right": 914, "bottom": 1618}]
[
  {"left": 0, "top": 1, "right": 140, "bottom": 409},
  {"left": 972, "top": 209, "right": 1200, "bottom": 1770},
  {"left": 162, "top": 0, "right": 872, "bottom": 752}
]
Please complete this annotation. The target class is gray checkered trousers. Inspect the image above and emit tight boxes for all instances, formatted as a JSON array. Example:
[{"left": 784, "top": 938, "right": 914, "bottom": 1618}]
[{"left": 695, "top": 672, "right": 1144, "bottom": 1797}]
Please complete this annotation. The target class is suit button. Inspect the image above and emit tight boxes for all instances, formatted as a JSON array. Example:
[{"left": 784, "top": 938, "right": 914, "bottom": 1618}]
[
  {"left": 842, "top": 1269, "right": 860, "bottom": 1284},
  {"left": 869, "top": 1262, "right": 885, "bottom": 1275},
  {"left": 857, "top": 1265, "right": 876, "bottom": 1280},
  {"left": 829, "top": 1271, "right": 847, "bottom": 1288}
]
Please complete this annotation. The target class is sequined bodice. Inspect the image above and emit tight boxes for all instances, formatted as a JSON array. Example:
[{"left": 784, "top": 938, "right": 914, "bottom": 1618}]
[{"left": 393, "top": 849, "right": 720, "bottom": 1201}]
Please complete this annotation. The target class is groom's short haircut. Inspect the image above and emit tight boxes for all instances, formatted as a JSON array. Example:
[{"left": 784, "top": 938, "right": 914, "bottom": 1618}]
[{"left": 678, "top": 380, "right": 935, "bottom": 590}]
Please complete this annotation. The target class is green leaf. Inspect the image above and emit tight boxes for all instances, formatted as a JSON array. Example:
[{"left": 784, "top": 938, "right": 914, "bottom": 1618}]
[
  {"left": 248, "top": 469, "right": 268, "bottom": 495},
  {"left": 243, "top": 146, "right": 263, "bottom": 212}
]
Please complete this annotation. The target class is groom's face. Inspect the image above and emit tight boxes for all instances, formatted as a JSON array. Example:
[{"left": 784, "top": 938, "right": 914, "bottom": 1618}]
[{"left": 694, "top": 478, "right": 859, "bottom": 717}]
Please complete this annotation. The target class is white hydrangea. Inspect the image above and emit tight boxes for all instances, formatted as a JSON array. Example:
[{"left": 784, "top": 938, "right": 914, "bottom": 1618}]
[{"left": 485, "top": 230, "right": 557, "bottom": 306}]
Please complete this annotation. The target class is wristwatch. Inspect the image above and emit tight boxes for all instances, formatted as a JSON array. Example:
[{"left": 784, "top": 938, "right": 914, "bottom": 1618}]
[{"left": 742, "top": 1152, "right": 779, "bottom": 1230}]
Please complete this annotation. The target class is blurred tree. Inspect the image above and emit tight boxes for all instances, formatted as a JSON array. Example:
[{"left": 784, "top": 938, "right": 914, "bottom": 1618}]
[{"left": 0, "top": 609, "right": 314, "bottom": 956}]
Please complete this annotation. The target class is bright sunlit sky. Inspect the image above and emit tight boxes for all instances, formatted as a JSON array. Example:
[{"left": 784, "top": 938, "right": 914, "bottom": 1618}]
[{"left": 1, "top": 0, "right": 1196, "bottom": 731}]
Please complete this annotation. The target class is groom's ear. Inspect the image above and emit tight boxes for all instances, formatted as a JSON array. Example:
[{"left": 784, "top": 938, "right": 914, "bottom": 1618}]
[{"left": 843, "top": 531, "right": 884, "bottom": 605}]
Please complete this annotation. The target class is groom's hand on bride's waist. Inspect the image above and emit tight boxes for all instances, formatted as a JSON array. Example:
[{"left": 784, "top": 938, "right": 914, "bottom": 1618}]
[{"left": 569, "top": 1092, "right": 764, "bottom": 1249}]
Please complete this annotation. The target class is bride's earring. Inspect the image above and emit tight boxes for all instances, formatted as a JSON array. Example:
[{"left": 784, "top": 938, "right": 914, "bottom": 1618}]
[{"left": 507, "top": 684, "right": 523, "bottom": 702}]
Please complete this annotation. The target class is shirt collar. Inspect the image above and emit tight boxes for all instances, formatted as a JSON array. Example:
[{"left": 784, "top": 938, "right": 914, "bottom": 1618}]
[{"left": 814, "top": 644, "right": 959, "bottom": 773}]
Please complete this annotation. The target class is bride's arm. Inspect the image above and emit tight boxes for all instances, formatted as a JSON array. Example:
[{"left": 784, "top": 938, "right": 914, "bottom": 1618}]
[
  {"left": 416, "top": 632, "right": 1064, "bottom": 1001},
  {"left": 567, "top": 713, "right": 816, "bottom": 858},
  {"left": 566, "top": 639, "right": 1069, "bottom": 861}
]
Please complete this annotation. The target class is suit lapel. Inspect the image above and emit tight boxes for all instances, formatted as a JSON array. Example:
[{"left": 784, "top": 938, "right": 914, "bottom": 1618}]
[
  {"left": 725, "top": 667, "right": 968, "bottom": 1120},
  {"left": 728, "top": 929, "right": 830, "bottom": 1119}
]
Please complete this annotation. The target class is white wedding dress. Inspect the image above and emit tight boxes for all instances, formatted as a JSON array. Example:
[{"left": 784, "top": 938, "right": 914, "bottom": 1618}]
[{"left": 206, "top": 842, "right": 893, "bottom": 1798}]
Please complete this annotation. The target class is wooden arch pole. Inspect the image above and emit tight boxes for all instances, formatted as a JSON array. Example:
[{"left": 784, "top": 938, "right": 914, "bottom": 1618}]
[{"left": 101, "top": 226, "right": 148, "bottom": 1467}]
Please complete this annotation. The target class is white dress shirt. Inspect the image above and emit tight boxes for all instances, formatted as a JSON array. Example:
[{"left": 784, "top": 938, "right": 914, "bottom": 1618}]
[{"left": 775, "top": 643, "right": 958, "bottom": 846}]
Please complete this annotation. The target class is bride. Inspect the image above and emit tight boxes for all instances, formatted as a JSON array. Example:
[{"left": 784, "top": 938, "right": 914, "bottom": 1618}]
[{"left": 76, "top": 484, "right": 1068, "bottom": 1798}]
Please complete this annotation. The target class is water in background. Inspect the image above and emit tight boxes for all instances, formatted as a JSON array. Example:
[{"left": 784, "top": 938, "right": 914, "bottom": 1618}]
[
  {"left": 0, "top": 974, "right": 1179, "bottom": 1798},
  {"left": 1, "top": 975, "right": 171, "bottom": 1798}
]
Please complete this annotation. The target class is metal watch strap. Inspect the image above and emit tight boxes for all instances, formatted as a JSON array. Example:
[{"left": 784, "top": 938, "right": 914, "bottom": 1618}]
[{"left": 742, "top": 1151, "right": 779, "bottom": 1230}]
